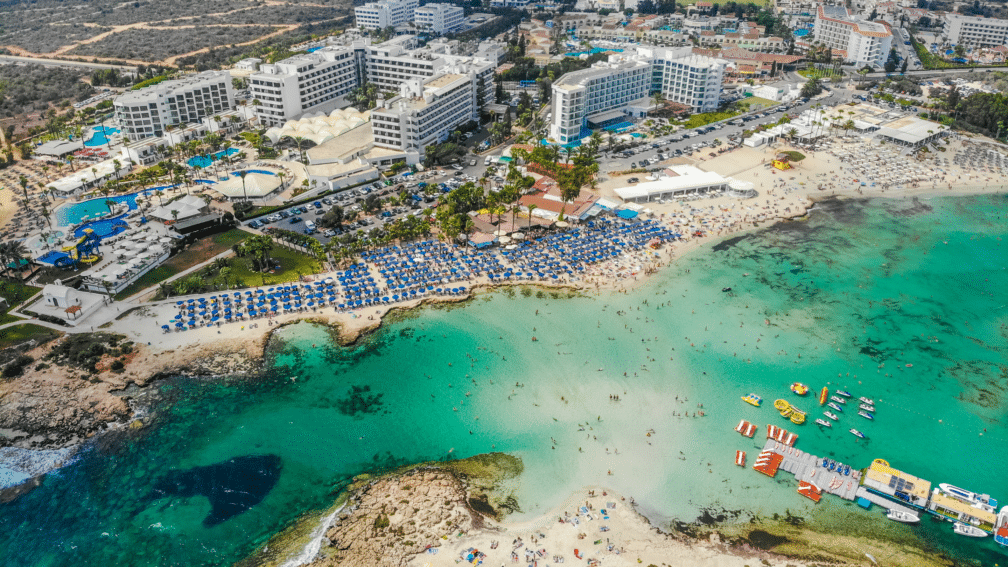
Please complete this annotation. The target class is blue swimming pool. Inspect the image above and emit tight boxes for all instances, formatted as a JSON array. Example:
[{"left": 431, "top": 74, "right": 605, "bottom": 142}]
[
  {"left": 54, "top": 189, "right": 162, "bottom": 228},
  {"left": 74, "top": 214, "right": 129, "bottom": 240},
  {"left": 604, "top": 121, "right": 634, "bottom": 133},
  {"left": 84, "top": 126, "right": 120, "bottom": 147},
  {"left": 230, "top": 169, "right": 276, "bottom": 176},
  {"left": 188, "top": 147, "right": 239, "bottom": 168},
  {"left": 564, "top": 47, "right": 623, "bottom": 57},
  {"left": 37, "top": 250, "right": 71, "bottom": 266}
]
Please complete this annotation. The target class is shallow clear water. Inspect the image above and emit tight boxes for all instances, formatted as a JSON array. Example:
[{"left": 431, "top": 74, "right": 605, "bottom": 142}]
[{"left": 1, "top": 195, "right": 1006, "bottom": 566}]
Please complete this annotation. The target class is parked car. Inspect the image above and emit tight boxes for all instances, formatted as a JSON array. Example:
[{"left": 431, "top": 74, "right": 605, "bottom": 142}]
[{"left": 289, "top": 216, "right": 302, "bottom": 224}]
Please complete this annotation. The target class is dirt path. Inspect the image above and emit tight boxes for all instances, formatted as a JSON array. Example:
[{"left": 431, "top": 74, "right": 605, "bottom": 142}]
[{"left": 2, "top": 0, "right": 326, "bottom": 65}]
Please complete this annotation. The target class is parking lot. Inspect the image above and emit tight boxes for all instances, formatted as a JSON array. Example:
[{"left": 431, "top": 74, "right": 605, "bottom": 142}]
[{"left": 244, "top": 165, "right": 488, "bottom": 245}]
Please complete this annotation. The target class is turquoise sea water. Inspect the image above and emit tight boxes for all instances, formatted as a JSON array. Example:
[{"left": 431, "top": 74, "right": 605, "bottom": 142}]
[{"left": 1, "top": 195, "right": 1006, "bottom": 566}]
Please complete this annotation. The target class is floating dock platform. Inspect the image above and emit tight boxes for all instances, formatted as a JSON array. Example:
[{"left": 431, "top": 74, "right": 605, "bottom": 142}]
[
  {"left": 758, "top": 439, "right": 860, "bottom": 501},
  {"left": 854, "top": 487, "right": 920, "bottom": 517}
]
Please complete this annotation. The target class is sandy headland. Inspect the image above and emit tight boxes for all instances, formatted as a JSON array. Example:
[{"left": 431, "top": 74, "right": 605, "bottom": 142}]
[{"left": 241, "top": 453, "right": 956, "bottom": 567}]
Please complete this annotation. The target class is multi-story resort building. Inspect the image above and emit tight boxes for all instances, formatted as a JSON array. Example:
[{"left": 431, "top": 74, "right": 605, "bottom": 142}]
[
  {"left": 113, "top": 71, "right": 234, "bottom": 141},
  {"left": 372, "top": 69, "right": 486, "bottom": 153},
  {"left": 813, "top": 6, "right": 893, "bottom": 67},
  {"left": 549, "top": 47, "right": 726, "bottom": 145},
  {"left": 354, "top": 0, "right": 419, "bottom": 29},
  {"left": 249, "top": 49, "right": 360, "bottom": 126},
  {"left": 415, "top": 3, "right": 466, "bottom": 34},
  {"left": 249, "top": 36, "right": 497, "bottom": 128},
  {"left": 943, "top": 13, "right": 1008, "bottom": 48}
]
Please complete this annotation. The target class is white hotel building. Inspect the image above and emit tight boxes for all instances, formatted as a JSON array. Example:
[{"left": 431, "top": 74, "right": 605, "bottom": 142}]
[
  {"left": 415, "top": 3, "right": 465, "bottom": 34},
  {"left": 354, "top": 0, "right": 419, "bottom": 29},
  {"left": 113, "top": 71, "right": 234, "bottom": 141},
  {"left": 549, "top": 47, "right": 725, "bottom": 145},
  {"left": 943, "top": 13, "right": 1008, "bottom": 48},
  {"left": 248, "top": 37, "right": 493, "bottom": 159},
  {"left": 372, "top": 69, "right": 487, "bottom": 153},
  {"left": 250, "top": 49, "right": 360, "bottom": 127},
  {"left": 814, "top": 6, "right": 893, "bottom": 68}
]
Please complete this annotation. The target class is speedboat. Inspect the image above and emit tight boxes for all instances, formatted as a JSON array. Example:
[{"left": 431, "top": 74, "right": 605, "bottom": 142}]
[
  {"left": 836, "top": 390, "right": 851, "bottom": 397},
  {"left": 953, "top": 522, "right": 988, "bottom": 538},
  {"left": 858, "top": 411, "right": 874, "bottom": 420},
  {"left": 828, "top": 402, "right": 843, "bottom": 412},
  {"left": 849, "top": 428, "right": 866, "bottom": 439},
  {"left": 887, "top": 509, "right": 920, "bottom": 523},
  {"left": 742, "top": 393, "right": 762, "bottom": 407},
  {"left": 822, "top": 457, "right": 829, "bottom": 467},
  {"left": 815, "top": 418, "right": 832, "bottom": 428},
  {"left": 859, "top": 396, "right": 874, "bottom": 404},
  {"left": 830, "top": 395, "right": 847, "bottom": 404},
  {"left": 939, "top": 484, "right": 998, "bottom": 512},
  {"left": 828, "top": 460, "right": 836, "bottom": 472},
  {"left": 824, "top": 411, "right": 839, "bottom": 421},
  {"left": 859, "top": 403, "right": 875, "bottom": 412}
]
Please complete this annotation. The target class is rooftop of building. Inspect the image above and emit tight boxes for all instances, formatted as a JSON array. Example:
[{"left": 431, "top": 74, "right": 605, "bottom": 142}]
[{"left": 115, "top": 71, "right": 227, "bottom": 103}]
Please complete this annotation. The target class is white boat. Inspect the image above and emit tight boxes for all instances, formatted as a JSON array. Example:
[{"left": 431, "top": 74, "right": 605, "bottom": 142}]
[
  {"left": 835, "top": 390, "right": 852, "bottom": 397},
  {"left": 939, "top": 483, "right": 998, "bottom": 512},
  {"left": 995, "top": 506, "right": 1008, "bottom": 547},
  {"left": 859, "top": 396, "right": 874, "bottom": 404},
  {"left": 830, "top": 395, "right": 847, "bottom": 404},
  {"left": 887, "top": 509, "right": 920, "bottom": 523},
  {"left": 849, "top": 428, "right": 866, "bottom": 439},
  {"left": 953, "top": 522, "right": 988, "bottom": 538},
  {"left": 859, "top": 403, "right": 875, "bottom": 412},
  {"left": 828, "top": 402, "right": 843, "bottom": 412},
  {"left": 823, "top": 411, "right": 839, "bottom": 421},
  {"left": 815, "top": 418, "right": 832, "bottom": 428},
  {"left": 858, "top": 411, "right": 874, "bottom": 420}
]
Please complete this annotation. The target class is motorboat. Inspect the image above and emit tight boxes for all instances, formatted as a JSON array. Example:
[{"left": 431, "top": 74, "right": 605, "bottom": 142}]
[
  {"left": 815, "top": 418, "right": 832, "bottom": 428},
  {"left": 938, "top": 484, "right": 998, "bottom": 512},
  {"left": 858, "top": 411, "right": 874, "bottom": 420},
  {"left": 953, "top": 522, "right": 988, "bottom": 538},
  {"left": 819, "top": 386, "right": 828, "bottom": 406},
  {"left": 994, "top": 506, "right": 1008, "bottom": 547},
  {"left": 790, "top": 382, "right": 809, "bottom": 396},
  {"left": 824, "top": 411, "right": 839, "bottom": 421},
  {"left": 828, "top": 402, "right": 843, "bottom": 412},
  {"left": 849, "top": 428, "right": 866, "bottom": 439},
  {"left": 859, "top": 396, "right": 874, "bottom": 404},
  {"left": 836, "top": 390, "right": 852, "bottom": 397},
  {"left": 742, "top": 393, "right": 762, "bottom": 407},
  {"left": 830, "top": 395, "right": 847, "bottom": 404},
  {"left": 859, "top": 403, "right": 875, "bottom": 412},
  {"left": 887, "top": 509, "right": 921, "bottom": 524}
]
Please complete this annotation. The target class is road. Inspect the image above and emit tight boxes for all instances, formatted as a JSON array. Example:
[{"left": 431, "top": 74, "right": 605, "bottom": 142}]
[{"left": 0, "top": 54, "right": 138, "bottom": 74}]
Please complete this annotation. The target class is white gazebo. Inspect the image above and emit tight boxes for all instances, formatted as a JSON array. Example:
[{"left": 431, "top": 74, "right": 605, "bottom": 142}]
[{"left": 211, "top": 173, "right": 283, "bottom": 203}]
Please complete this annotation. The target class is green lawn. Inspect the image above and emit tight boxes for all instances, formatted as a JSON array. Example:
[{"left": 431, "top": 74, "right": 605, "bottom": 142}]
[
  {"left": 797, "top": 67, "right": 843, "bottom": 81},
  {"left": 117, "top": 228, "right": 251, "bottom": 299},
  {"left": 683, "top": 111, "right": 738, "bottom": 129},
  {"left": 0, "top": 280, "right": 41, "bottom": 325},
  {"left": 0, "top": 323, "right": 62, "bottom": 350},
  {"left": 229, "top": 245, "right": 322, "bottom": 287},
  {"left": 781, "top": 150, "right": 806, "bottom": 162},
  {"left": 741, "top": 96, "right": 779, "bottom": 111}
]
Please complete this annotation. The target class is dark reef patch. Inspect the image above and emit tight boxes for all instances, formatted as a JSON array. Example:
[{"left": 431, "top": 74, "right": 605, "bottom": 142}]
[
  {"left": 152, "top": 455, "right": 282, "bottom": 526},
  {"left": 336, "top": 385, "right": 384, "bottom": 417}
]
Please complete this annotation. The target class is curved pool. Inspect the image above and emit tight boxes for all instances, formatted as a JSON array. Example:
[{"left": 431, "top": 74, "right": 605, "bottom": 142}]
[
  {"left": 230, "top": 169, "right": 277, "bottom": 176},
  {"left": 188, "top": 148, "right": 239, "bottom": 168},
  {"left": 54, "top": 189, "right": 162, "bottom": 229},
  {"left": 84, "top": 126, "right": 120, "bottom": 147},
  {"left": 74, "top": 214, "right": 129, "bottom": 240}
]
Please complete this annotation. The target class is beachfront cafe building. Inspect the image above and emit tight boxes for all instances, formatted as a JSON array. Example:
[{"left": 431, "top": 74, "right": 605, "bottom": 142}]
[
  {"left": 614, "top": 165, "right": 753, "bottom": 203},
  {"left": 875, "top": 116, "right": 948, "bottom": 148}
]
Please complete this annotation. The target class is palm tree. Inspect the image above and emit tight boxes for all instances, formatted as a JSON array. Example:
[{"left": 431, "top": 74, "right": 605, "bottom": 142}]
[
  {"left": 18, "top": 175, "right": 29, "bottom": 202},
  {"left": 113, "top": 159, "right": 122, "bottom": 180},
  {"left": 239, "top": 170, "right": 250, "bottom": 202},
  {"left": 171, "top": 209, "right": 179, "bottom": 223},
  {"left": 526, "top": 203, "right": 537, "bottom": 230}
]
